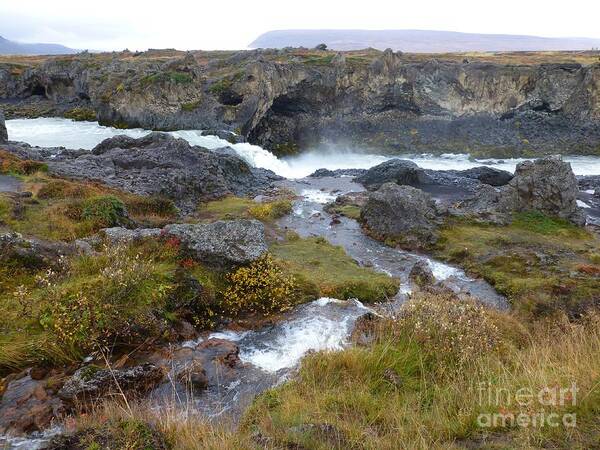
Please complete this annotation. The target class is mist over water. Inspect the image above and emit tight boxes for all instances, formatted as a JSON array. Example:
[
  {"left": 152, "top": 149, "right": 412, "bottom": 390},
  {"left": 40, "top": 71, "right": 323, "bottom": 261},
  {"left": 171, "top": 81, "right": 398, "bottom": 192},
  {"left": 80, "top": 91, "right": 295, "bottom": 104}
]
[{"left": 7, "top": 118, "right": 600, "bottom": 177}]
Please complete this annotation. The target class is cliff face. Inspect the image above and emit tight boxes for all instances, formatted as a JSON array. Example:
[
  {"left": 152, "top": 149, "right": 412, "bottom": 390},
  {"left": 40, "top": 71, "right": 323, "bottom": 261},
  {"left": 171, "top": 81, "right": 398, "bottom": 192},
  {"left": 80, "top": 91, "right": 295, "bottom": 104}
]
[{"left": 1, "top": 49, "right": 600, "bottom": 157}]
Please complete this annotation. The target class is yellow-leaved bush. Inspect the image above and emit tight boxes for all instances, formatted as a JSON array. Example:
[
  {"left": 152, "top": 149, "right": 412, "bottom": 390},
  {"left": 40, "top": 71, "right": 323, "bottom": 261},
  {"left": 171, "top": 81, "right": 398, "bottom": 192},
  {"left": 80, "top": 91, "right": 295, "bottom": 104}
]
[{"left": 222, "top": 253, "right": 297, "bottom": 315}]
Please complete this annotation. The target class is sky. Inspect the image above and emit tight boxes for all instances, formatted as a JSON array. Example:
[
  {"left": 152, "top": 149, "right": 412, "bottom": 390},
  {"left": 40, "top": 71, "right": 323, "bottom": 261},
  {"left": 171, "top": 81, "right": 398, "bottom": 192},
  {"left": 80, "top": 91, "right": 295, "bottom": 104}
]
[{"left": 1, "top": 0, "right": 600, "bottom": 51}]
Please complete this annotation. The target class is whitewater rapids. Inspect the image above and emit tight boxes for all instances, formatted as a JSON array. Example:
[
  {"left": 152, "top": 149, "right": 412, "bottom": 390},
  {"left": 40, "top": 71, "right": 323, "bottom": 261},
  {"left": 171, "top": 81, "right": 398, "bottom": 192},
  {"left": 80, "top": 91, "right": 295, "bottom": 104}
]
[{"left": 7, "top": 118, "right": 600, "bottom": 178}]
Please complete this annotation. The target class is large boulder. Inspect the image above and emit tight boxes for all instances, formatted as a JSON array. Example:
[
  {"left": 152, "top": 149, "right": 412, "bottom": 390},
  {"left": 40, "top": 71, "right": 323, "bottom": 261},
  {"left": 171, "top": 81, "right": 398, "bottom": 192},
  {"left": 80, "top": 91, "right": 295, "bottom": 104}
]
[
  {"left": 163, "top": 219, "right": 267, "bottom": 267},
  {"left": 510, "top": 156, "right": 585, "bottom": 225},
  {"left": 355, "top": 159, "right": 430, "bottom": 190},
  {"left": 360, "top": 183, "right": 443, "bottom": 249},
  {"left": 42, "top": 133, "right": 281, "bottom": 214},
  {"left": 100, "top": 226, "right": 162, "bottom": 244},
  {"left": 446, "top": 166, "right": 514, "bottom": 187},
  {"left": 58, "top": 363, "right": 164, "bottom": 404},
  {"left": 0, "top": 110, "right": 7, "bottom": 143}
]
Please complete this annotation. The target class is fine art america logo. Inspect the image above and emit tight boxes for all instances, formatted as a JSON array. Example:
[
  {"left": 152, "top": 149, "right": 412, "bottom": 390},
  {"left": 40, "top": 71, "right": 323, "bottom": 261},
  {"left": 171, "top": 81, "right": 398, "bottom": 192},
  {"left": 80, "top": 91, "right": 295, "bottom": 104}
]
[{"left": 477, "top": 382, "right": 578, "bottom": 428}]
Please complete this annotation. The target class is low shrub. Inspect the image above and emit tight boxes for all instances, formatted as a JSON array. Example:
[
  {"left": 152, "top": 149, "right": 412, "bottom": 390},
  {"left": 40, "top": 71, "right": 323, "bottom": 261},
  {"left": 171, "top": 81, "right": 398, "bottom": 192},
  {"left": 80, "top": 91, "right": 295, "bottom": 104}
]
[
  {"left": 81, "top": 195, "right": 128, "bottom": 227},
  {"left": 248, "top": 199, "right": 292, "bottom": 221},
  {"left": 222, "top": 254, "right": 298, "bottom": 315},
  {"left": 0, "top": 150, "right": 48, "bottom": 175}
]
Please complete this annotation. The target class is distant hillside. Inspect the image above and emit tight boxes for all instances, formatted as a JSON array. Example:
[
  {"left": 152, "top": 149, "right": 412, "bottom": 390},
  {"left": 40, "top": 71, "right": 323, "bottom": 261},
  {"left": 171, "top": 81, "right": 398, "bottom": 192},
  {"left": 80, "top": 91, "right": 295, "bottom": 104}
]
[
  {"left": 249, "top": 29, "right": 600, "bottom": 52},
  {"left": 0, "top": 35, "right": 76, "bottom": 55}
]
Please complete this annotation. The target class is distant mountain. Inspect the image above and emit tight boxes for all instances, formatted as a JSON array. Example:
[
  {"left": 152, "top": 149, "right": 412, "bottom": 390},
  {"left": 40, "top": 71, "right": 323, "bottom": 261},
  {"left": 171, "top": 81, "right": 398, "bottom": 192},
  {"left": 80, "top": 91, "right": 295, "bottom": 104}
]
[
  {"left": 249, "top": 29, "right": 600, "bottom": 52},
  {"left": 0, "top": 35, "right": 77, "bottom": 55}
]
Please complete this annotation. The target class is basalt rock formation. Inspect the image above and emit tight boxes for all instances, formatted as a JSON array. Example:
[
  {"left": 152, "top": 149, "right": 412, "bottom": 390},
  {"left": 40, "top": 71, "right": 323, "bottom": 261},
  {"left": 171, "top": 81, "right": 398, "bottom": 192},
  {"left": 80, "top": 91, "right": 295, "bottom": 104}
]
[
  {"left": 3, "top": 133, "right": 281, "bottom": 213},
  {"left": 0, "top": 110, "right": 7, "bottom": 143},
  {"left": 2, "top": 49, "right": 600, "bottom": 157}
]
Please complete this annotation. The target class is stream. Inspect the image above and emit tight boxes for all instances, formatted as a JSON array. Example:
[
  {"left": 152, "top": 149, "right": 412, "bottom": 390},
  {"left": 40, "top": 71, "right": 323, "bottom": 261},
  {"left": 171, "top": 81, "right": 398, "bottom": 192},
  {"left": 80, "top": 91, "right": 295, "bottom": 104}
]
[{"left": 0, "top": 117, "right": 581, "bottom": 448}]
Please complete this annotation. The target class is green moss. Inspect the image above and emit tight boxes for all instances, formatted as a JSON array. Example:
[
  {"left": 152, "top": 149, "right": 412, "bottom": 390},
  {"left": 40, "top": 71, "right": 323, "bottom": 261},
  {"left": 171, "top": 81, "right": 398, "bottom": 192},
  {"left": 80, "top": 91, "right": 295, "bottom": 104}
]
[
  {"left": 271, "top": 236, "right": 399, "bottom": 303},
  {"left": 272, "top": 142, "right": 300, "bottom": 157},
  {"left": 208, "top": 77, "right": 233, "bottom": 95},
  {"left": 180, "top": 99, "right": 202, "bottom": 111},
  {"left": 63, "top": 107, "right": 97, "bottom": 122},
  {"left": 198, "top": 196, "right": 292, "bottom": 222},
  {"left": 434, "top": 216, "right": 600, "bottom": 317},
  {"left": 325, "top": 204, "right": 361, "bottom": 220}
]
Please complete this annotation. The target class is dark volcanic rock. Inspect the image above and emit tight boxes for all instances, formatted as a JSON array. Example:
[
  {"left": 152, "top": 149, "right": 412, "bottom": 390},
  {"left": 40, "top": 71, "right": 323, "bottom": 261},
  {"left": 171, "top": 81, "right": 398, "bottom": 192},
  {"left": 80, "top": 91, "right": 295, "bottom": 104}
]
[
  {"left": 309, "top": 168, "right": 367, "bottom": 178},
  {"left": 409, "top": 260, "right": 435, "bottom": 288},
  {"left": 164, "top": 219, "right": 268, "bottom": 267},
  {"left": 0, "top": 110, "right": 7, "bottom": 143},
  {"left": 510, "top": 156, "right": 585, "bottom": 225},
  {"left": 360, "top": 183, "right": 443, "bottom": 249},
  {"left": 40, "top": 133, "right": 281, "bottom": 214},
  {"left": 445, "top": 166, "right": 514, "bottom": 186},
  {"left": 355, "top": 159, "right": 430, "bottom": 190},
  {"left": 58, "top": 364, "right": 164, "bottom": 404}
]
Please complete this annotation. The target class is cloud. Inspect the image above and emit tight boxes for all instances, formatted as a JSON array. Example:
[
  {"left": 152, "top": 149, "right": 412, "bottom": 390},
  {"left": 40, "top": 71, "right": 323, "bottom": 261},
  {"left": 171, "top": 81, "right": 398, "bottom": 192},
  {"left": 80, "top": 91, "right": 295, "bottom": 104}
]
[{"left": 0, "top": 0, "right": 599, "bottom": 51}]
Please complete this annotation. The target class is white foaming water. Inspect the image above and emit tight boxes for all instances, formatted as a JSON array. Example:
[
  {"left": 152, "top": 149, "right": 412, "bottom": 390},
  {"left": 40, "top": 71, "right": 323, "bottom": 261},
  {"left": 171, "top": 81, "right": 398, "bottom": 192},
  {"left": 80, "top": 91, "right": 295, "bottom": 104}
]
[
  {"left": 7, "top": 118, "right": 600, "bottom": 178},
  {"left": 300, "top": 188, "right": 338, "bottom": 204},
  {"left": 426, "top": 258, "right": 466, "bottom": 281},
  {"left": 577, "top": 200, "right": 592, "bottom": 209},
  {"left": 206, "top": 298, "right": 370, "bottom": 373}
]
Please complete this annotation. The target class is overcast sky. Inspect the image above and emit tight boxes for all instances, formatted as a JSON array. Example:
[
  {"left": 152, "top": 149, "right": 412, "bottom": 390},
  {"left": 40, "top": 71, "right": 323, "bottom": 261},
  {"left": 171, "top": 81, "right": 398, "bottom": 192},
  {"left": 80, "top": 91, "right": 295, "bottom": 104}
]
[{"left": 1, "top": 0, "right": 599, "bottom": 51}]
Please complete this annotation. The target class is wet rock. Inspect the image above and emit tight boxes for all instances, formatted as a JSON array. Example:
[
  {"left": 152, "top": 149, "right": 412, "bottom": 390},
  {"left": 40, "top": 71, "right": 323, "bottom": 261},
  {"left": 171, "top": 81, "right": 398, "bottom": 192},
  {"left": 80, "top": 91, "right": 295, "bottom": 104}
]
[
  {"left": 196, "top": 338, "right": 241, "bottom": 368},
  {"left": 58, "top": 363, "right": 164, "bottom": 404},
  {"left": 175, "top": 360, "right": 208, "bottom": 390},
  {"left": 510, "top": 156, "right": 585, "bottom": 225},
  {"left": 0, "top": 110, "right": 7, "bottom": 143},
  {"left": 361, "top": 183, "right": 443, "bottom": 249},
  {"left": 0, "top": 232, "right": 76, "bottom": 270},
  {"left": 164, "top": 219, "right": 267, "bottom": 267},
  {"left": 100, "top": 226, "right": 162, "bottom": 244},
  {"left": 350, "top": 312, "right": 382, "bottom": 346},
  {"left": 0, "top": 375, "right": 65, "bottom": 435},
  {"left": 455, "top": 166, "right": 513, "bottom": 186},
  {"left": 409, "top": 260, "right": 435, "bottom": 288},
  {"left": 309, "top": 168, "right": 367, "bottom": 178},
  {"left": 200, "top": 129, "right": 246, "bottom": 144},
  {"left": 355, "top": 159, "right": 430, "bottom": 190}
]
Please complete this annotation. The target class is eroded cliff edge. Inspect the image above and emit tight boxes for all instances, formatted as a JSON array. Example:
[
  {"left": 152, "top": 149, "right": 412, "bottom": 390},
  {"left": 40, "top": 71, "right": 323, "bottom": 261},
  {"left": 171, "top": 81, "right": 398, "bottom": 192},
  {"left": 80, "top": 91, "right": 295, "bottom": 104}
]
[{"left": 1, "top": 48, "right": 600, "bottom": 157}]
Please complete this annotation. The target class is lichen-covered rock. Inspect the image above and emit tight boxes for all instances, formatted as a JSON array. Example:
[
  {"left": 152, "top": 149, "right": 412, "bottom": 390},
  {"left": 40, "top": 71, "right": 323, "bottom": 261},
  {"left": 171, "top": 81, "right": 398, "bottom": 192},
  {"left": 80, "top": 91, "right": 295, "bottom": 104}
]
[
  {"left": 0, "top": 110, "right": 7, "bottom": 143},
  {"left": 163, "top": 219, "right": 267, "bottom": 267},
  {"left": 100, "top": 226, "right": 162, "bottom": 244},
  {"left": 57, "top": 364, "right": 164, "bottom": 404},
  {"left": 509, "top": 156, "right": 585, "bottom": 225},
  {"left": 360, "top": 183, "right": 443, "bottom": 249},
  {"left": 0, "top": 232, "right": 76, "bottom": 270}
]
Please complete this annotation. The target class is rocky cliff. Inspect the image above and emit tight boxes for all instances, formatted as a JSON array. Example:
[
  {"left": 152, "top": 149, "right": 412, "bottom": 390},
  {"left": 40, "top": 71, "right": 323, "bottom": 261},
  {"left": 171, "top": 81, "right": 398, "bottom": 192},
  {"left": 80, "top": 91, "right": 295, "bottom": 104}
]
[{"left": 1, "top": 48, "right": 600, "bottom": 157}]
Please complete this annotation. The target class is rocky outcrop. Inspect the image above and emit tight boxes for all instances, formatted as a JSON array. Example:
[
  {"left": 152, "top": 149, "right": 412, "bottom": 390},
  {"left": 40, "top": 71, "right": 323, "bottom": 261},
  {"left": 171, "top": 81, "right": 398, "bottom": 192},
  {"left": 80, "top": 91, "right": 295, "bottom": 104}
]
[
  {"left": 452, "top": 156, "right": 585, "bottom": 225},
  {"left": 510, "top": 156, "right": 585, "bottom": 225},
  {"left": 355, "top": 159, "right": 514, "bottom": 196},
  {"left": 2, "top": 50, "right": 600, "bottom": 157},
  {"left": 409, "top": 260, "right": 435, "bottom": 288},
  {"left": 0, "top": 110, "right": 7, "bottom": 143},
  {"left": 360, "top": 183, "right": 443, "bottom": 249},
  {"left": 4, "top": 133, "right": 281, "bottom": 214},
  {"left": 100, "top": 226, "right": 162, "bottom": 244},
  {"left": 0, "top": 232, "right": 76, "bottom": 270},
  {"left": 58, "top": 364, "right": 164, "bottom": 404},
  {"left": 164, "top": 219, "right": 268, "bottom": 267}
]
